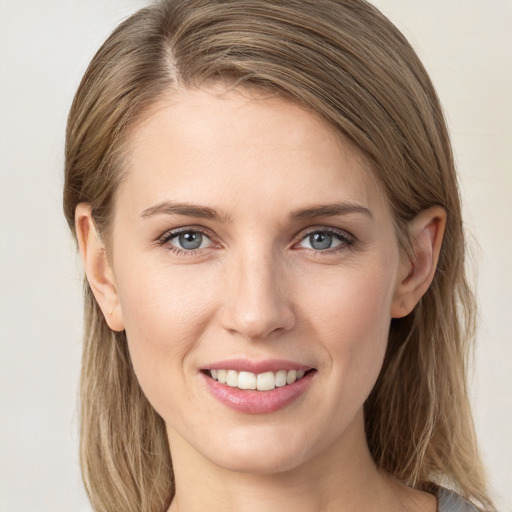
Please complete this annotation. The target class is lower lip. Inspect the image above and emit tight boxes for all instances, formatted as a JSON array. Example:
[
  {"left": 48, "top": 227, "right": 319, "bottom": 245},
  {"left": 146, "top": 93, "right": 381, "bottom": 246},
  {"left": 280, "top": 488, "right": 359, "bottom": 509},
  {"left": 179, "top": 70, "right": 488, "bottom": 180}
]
[{"left": 201, "top": 371, "right": 315, "bottom": 414}]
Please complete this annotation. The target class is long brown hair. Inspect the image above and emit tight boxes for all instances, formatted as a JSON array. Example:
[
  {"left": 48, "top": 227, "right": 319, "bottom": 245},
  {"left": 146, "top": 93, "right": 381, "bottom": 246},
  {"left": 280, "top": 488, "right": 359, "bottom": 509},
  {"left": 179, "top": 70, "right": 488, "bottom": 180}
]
[{"left": 63, "top": 1, "right": 494, "bottom": 511}]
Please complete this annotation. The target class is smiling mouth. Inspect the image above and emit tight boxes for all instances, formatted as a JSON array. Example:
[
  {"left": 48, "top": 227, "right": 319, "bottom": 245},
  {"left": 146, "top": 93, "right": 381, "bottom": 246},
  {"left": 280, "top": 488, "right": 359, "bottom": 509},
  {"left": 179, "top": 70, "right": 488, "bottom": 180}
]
[{"left": 203, "top": 368, "right": 315, "bottom": 391}]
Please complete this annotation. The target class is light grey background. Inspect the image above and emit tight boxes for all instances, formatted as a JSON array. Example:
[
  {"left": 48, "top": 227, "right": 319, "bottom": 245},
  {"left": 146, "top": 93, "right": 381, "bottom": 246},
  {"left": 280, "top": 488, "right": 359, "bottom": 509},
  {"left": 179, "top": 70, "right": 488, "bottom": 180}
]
[{"left": 0, "top": 1, "right": 510, "bottom": 510}]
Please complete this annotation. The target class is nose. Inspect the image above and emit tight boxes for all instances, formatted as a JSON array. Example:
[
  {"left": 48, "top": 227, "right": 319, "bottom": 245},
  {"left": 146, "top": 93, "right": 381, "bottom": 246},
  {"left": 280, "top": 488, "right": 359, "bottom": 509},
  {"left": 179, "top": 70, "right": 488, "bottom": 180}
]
[{"left": 219, "top": 249, "right": 296, "bottom": 341}]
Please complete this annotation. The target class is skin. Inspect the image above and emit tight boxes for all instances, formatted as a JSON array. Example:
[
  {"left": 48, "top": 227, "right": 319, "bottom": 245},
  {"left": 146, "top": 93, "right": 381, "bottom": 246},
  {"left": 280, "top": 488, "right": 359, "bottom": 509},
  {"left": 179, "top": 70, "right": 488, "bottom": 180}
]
[{"left": 76, "top": 86, "right": 445, "bottom": 512}]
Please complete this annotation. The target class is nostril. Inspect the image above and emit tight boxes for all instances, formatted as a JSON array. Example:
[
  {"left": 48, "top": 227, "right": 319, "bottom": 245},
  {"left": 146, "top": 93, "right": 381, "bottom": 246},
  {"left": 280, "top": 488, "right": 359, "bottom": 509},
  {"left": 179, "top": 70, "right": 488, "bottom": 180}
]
[{"left": 219, "top": 273, "right": 296, "bottom": 340}]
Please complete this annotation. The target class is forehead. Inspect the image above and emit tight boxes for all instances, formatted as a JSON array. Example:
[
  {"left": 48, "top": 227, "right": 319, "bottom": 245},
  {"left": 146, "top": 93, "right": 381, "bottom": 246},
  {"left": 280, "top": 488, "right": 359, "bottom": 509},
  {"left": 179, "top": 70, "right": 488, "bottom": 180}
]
[{"left": 117, "top": 86, "right": 388, "bottom": 219}]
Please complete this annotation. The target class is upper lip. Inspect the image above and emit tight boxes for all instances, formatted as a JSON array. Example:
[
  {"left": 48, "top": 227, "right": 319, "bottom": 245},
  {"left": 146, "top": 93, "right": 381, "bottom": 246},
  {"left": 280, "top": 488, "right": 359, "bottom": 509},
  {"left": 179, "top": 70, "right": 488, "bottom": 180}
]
[{"left": 202, "top": 358, "right": 313, "bottom": 374}]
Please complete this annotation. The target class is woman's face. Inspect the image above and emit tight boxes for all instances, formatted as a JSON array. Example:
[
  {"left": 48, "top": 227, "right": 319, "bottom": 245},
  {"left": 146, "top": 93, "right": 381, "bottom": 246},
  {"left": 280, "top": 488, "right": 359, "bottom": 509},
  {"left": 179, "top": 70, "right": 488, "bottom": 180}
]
[{"left": 108, "top": 86, "right": 406, "bottom": 473}]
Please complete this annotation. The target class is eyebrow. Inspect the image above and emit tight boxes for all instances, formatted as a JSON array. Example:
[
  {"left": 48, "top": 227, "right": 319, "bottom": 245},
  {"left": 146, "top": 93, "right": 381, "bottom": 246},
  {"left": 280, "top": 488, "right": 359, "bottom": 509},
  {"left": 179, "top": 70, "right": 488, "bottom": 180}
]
[
  {"left": 289, "top": 202, "right": 373, "bottom": 221},
  {"left": 140, "top": 201, "right": 230, "bottom": 222},
  {"left": 140, "top": 200, "right": 372, "bottom": 222}
]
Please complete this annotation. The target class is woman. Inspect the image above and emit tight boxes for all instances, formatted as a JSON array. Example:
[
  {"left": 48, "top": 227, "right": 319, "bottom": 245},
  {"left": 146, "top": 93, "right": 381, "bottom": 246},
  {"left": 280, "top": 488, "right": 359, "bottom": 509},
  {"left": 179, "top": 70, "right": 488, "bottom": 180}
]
[{"left": 63, "top": 1, "right": 496, "bottom": 511}]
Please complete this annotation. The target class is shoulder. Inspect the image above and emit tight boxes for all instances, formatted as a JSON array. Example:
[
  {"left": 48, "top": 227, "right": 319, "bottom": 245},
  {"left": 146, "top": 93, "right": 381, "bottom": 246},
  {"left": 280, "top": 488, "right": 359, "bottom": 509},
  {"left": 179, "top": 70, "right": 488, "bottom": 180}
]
[{"left": 435, "top": 486, "right": 481, "bottom": 512}]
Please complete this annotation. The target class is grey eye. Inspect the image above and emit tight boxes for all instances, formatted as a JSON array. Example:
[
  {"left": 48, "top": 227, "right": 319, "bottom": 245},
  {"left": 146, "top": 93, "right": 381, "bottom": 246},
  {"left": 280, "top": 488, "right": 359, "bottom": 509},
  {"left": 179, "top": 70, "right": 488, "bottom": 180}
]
[
  {"left": 179, "top": 232, "right": 202, "bottom": 250},
  {"left": 298, "top": 230, "right": 348, "bottom": 251},
  {"left": 309, "top": 232, "right": 333, "bottom": 250},
  {"left": 170, "top": 231, "right": 208, "bottom": 250}
]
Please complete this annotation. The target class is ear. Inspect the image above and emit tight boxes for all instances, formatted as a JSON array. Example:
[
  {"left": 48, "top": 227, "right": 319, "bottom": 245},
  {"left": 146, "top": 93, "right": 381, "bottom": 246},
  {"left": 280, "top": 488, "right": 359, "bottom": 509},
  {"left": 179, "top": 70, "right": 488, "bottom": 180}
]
[
  {"left": 391, "top": 206, "right": 447, "bottom": 318},
  {"left": 75, "top": 203, "right": 125, "bottom": 331}
]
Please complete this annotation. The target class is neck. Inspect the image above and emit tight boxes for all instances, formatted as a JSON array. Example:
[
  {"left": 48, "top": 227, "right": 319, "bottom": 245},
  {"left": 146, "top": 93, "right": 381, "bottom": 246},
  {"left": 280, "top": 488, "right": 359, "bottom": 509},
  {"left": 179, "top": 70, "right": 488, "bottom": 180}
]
[{"left": 166, "top": 410, "right": 433, "bottom": 512}]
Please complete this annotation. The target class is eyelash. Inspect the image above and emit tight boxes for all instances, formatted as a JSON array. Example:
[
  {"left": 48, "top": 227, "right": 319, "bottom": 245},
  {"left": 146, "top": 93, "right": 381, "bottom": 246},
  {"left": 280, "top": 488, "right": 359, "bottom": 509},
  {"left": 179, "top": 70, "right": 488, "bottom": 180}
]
[
  {"left": 156, "top": 226, "right": 355, "bottom": 257},
  {"left": 157, "top": 226, "right": 217, "bottom": 256},
  {"left": 294, "top": 227, "right": 355, "bottom": 253}
]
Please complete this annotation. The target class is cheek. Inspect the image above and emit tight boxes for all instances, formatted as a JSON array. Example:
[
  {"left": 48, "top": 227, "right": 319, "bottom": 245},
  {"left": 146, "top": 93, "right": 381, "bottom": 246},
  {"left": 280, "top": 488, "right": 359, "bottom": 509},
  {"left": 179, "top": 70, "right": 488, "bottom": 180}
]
[
  {"left": 113, "top": 259, "right": 218, "bottom": 411},
  {"left": 300, "top": 263, "right": 395, "bottom": 397}
]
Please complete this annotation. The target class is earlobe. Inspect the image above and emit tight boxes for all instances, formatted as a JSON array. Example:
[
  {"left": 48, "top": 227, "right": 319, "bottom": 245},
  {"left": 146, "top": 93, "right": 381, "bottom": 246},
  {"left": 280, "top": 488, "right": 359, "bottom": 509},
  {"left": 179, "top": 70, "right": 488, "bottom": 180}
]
[
  {"left": 75, "top": 203, "right": 125, "bottom": 331},
  {"left": 391, "top": 206, "right": 447, "bottom": 318}
]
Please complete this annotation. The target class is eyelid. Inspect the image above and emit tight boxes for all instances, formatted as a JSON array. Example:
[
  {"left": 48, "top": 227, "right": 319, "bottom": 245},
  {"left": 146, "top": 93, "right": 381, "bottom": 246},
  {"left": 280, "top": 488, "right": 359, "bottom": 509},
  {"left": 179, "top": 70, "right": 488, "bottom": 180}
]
[
  {"left": 156, "top": 225, "right": 220, "bottom": 254},
  {"left": 292, "top": 226, "right": 356, "bottom": 250},
  {"left": 155, "top": 224, "right": 355, "bottom": 255},
  {"left": 158, "top": 225, "right": 213, "bottom": 241}
]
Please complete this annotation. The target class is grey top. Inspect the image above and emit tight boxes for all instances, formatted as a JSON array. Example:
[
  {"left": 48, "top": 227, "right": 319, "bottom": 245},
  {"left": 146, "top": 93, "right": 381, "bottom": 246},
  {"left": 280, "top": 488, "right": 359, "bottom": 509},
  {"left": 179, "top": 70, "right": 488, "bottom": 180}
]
[{"left": 436, "top": 486, "right": 480, "bottom": 512}]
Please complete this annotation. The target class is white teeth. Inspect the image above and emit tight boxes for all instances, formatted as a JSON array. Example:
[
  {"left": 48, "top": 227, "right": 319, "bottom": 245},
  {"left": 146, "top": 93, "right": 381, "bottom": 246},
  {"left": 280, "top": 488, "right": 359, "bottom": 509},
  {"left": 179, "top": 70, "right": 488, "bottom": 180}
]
[
  {"left": 257, "top": 371, "right": 275, "bottom": 391},
  {"left": 286, "top": 369, "right": 297, "bottom": 385},
  {"left": 208, "top": 368, "right": 310, "bottom": 391},
  {"left": 275, "top": 369, "right": 287, "bottom": 387},
  {"left": 238, "top": 371, "right": 256, "bottom": 390},
  {"left": 226, "top": 370, "right": 238, "bottom": 387}
]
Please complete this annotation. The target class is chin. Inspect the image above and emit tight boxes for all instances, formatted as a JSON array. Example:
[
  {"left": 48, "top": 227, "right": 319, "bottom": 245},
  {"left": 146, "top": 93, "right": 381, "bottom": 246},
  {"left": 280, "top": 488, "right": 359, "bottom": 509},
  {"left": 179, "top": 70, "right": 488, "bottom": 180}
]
[
  {"left": 212, "top": 448, "right": 307, "bottom": 475},
  {"left": 198, "top": 425, "right": 316, "bottom": 475}
]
